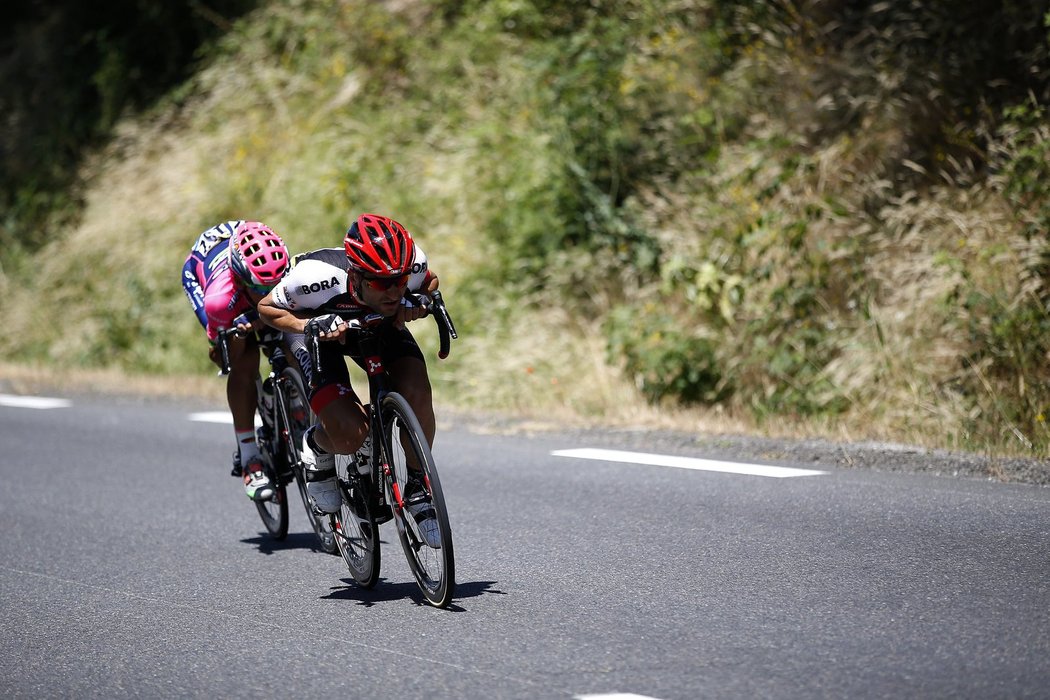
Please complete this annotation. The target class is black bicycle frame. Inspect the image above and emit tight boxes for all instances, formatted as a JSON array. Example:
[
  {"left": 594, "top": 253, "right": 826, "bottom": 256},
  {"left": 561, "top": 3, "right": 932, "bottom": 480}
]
[{"left": 357, "top": 329, "right": 398, "bottom": 504}]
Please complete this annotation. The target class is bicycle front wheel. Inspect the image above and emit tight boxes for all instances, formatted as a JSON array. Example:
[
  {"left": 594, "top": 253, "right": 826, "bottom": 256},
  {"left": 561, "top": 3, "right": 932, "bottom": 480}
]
[
  {"left": 332, "top": 455, "right": 380, "bottom": 588},
  {"left": 381, "top": 392, "right": 455, "bottom": 608}
]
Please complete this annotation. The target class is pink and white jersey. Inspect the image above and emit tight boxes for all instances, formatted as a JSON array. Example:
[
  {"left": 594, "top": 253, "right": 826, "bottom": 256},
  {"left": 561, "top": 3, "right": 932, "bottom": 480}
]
[
  {"left": 201, "top": 267, "right": 256, "bottom": 342},
  {"left": 181, "top": 220, "right": 256, "bottom": 341}
]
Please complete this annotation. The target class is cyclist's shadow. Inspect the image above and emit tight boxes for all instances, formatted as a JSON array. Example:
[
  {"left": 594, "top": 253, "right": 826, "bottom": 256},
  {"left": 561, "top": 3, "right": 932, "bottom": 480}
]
[
  {"left": 323, "top": 579, "right": 505, "bottom": 612},
  {"left": 241, "top": 531, "right": 330, "bottom": 555}
]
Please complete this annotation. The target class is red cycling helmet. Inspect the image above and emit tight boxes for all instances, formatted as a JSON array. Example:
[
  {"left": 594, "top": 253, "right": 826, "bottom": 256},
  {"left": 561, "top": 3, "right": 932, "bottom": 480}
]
[
  {"left": 344, "top": 214, "right": 414, "bottom": 277},
  {"left": 229, "top": 221, "right": 289, "bottom": 288}
]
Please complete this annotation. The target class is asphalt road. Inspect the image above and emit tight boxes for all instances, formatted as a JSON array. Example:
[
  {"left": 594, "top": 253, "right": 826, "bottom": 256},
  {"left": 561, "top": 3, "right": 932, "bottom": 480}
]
[{"left": 1, "top": 392, "right": 1048, "bottom": 699}]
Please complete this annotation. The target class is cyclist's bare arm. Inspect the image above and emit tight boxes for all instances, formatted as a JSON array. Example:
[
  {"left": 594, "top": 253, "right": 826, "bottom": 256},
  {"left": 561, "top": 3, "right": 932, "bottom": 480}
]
[{"left": 258, "top": 294, "right": 312, "bottom": 336}]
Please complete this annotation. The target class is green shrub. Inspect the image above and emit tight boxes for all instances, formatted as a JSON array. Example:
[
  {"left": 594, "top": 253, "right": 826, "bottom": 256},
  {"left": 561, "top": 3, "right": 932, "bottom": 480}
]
[
  {"left": 605, "top": 306, "right": 730, "bottom": 405},
  {"left": 6, "top": 0, "right": 1050, "bottom": 458}
]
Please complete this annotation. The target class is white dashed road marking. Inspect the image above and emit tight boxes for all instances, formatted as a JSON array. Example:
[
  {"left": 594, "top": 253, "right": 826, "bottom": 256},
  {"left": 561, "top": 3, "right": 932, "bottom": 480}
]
[
  {"left": 575, "top": 694, "right": 666, "bottom": 700},
  {"left": 553, "top": 447, "right": 826, "bottom": 478},
  {"left": 189, "top": 411, "right": 262, "bottom": 427},
  {"left": 0, "top": 394, "right": 72, "bottom": 409},
  {"left": 189, "top": 411, "right": 235, "bottom": 424}
]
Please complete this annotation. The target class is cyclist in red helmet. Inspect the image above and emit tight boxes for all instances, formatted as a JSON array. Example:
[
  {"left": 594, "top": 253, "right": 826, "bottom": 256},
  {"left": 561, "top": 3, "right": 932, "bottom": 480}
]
[
  {"left": 257, "top": 213, "right": 442, "bottom": 545},
  {"left": 181, "top": 220, "right": 290, "bottom": 501}
]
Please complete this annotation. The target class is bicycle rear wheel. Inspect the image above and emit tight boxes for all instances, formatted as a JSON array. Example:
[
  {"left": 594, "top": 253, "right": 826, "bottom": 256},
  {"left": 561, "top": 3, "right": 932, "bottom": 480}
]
[
  {"left": 253, "top": 448, "right": 289, "bottom": 539},
  {"left": 332, "top": 455, "right": 380, "bottom": 588},
  {"left": 279, "top": 366, "right": 337, "bottom": 554},
  {"left": 381, "top": 392, "right": 455, "bottom": 608}
]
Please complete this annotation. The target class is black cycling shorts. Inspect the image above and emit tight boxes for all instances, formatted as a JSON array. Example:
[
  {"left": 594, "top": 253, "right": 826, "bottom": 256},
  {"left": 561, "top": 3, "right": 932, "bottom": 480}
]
[{"left": 289, "top": 323, "right": 425, "bottom": 412}]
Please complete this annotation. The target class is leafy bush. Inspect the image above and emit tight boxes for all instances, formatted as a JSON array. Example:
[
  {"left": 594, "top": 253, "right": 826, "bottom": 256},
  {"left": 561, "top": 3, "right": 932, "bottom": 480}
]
[
  {"left": 606, "top": 306, "right": 729, "bottom": 405},
  {"left": 5, "top": 0, "right": 1050, "bottom": 458}
]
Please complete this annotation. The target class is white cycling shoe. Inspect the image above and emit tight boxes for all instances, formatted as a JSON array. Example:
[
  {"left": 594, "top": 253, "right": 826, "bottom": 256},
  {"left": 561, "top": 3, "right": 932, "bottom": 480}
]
[
  {"left": 307, "top": 476, "right": 341, "bottom": 515},
  {"left": 301, "top": 428, "right": 340, "bottom": 515},
  {"left": 242, "top": 457, "right": 274, "bottom": 501}
]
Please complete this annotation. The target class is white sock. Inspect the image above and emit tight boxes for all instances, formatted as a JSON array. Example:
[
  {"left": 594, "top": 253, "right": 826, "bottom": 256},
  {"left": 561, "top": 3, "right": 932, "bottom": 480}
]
[{"left": 236, "top": 429, "right": 260, "bottom": 465}]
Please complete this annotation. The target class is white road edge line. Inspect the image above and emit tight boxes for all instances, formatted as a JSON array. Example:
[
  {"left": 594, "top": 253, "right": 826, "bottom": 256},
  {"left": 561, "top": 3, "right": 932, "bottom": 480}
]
[
  {"left": 0, "top": 394, "right": 72, "bottom": 409},
  {"left": 552, "top": 447, "right": 826, "bottom": 478},
  {"left": 189, "top": 411, "right": 262, "bottom": 426}
]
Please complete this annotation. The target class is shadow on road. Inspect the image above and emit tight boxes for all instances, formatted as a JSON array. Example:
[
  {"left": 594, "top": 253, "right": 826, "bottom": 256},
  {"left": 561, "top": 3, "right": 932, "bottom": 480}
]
[
  {"left": 241, "top": 531, "right": 333, "bottom": 555},
  {"left": 322, "top": 579, "right": 505, "bottom": 611}
]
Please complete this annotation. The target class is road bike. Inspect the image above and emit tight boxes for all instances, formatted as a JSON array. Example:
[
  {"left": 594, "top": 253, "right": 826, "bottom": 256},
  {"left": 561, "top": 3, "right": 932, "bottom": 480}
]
[
  {"left": 217, "top": 323, "right": 337, "bottom": 553},
  {"left": 305, "top": 291, "right": 458, "bottom": 608}
]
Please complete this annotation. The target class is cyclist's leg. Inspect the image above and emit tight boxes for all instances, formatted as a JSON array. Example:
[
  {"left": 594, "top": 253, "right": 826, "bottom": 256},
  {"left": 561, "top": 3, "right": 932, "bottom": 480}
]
[
  {"left": 386, "top": 355, "right": 435, "bottom": 447},
  {"left": 312, "top": 390, "right": 369, "bottom": 454},
  {"left": 226, "top": 332, "right": 261, "bottom": 437},
  {"left": 301, "top": 342, "right": 367, "bottom": 513},
  {"left": 369, "top": 324, "right": 434, "bottom": 447},
  {"left": 385, "top": 357, "right": 434, "bottom": 497},
  {"left": 227, "top": 334, "right": 273, "bottom": 499},
  {"left": 276, "top": 332, "right": 313, "bottom": 429},
  {"left": 307, "top": 338, "right": 370, "bottom": 455}
]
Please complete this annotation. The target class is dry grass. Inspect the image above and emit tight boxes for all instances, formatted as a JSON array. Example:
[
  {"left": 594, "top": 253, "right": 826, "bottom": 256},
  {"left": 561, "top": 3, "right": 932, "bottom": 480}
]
[
  {"left": 3, "top": 1, "right": 1045, "bottom": 461},
  {"left": 0, "top": 361, "right": 223, "bottom": 402}
]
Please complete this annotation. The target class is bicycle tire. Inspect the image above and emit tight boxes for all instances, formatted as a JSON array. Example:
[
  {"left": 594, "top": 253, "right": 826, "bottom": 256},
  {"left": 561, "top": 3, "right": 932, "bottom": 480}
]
[
  {"left": 278, "top": 366, "right": 337, "bottom": 554},
  {"left": 381, "top": 392, "right": 455, "bottom": 608},
  {"left": 253, "top": 448, "right": 289, "bottom": 539},
  {"left": 332, "top": 454, "right": 380, "bottom": 588}
]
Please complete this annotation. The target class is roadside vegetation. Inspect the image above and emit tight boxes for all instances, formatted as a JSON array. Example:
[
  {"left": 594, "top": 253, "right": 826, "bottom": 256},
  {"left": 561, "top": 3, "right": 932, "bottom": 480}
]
[{"left": 2, "top": 1, "right": 1049, "bottom": 462}]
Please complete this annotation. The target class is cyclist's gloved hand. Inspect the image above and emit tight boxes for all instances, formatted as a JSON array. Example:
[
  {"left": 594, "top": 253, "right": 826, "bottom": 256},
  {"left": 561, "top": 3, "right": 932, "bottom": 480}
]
[
  {"left": 403, "top": 292, "right": 432, "bottom": 310},
  {"left": 305, "top": 314, "right": 344, "bottom": 339},
  {"left": 232, "top": 313, "right": 256, "bottom": 333},
  {"left": 395, "top": 293, "right": 431, "bottom": 329}
]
